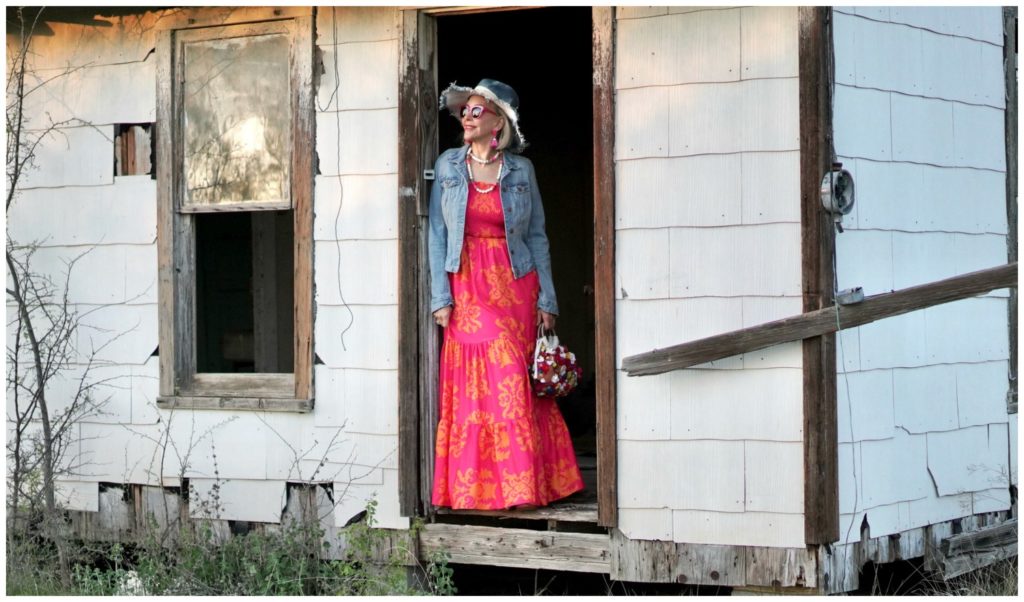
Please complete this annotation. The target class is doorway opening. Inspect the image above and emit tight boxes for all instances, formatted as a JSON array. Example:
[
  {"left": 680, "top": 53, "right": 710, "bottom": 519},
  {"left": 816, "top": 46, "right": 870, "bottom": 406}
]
[{"left": 433, "top": 6, "right": 598, "bottom": 512}]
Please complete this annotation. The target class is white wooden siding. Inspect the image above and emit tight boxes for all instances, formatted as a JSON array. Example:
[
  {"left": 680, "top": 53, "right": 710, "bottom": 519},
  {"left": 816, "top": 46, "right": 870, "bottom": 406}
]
[
  {"left": 55, "top": 480, "right": 99, "bottom": 513},
  {"left": 317, "top": 41, "right": 398, "bottom": 112},
  {"left": 313, "top": 175, "right": 399, "bottom": 241},
  {"left": 21, "top": 60, "right": 156, "bottom": 126},
  {"left": 617, "top": 370, "right": 671, "bottom": 441},
  {"left": 834, "top": 8, "right": 1011, "bottom": 542},
  {"left": 672, "top": 510, "right": 805, "bottom": 548},
  {"left": 315, "top": 109, "right": 398, "bottom": 176},
  {"left": 615, "top": 154, "right": 742, "bottom": 229},
  {"left": 7, "top": 176, "right": 157, "bottom": 246},
  {"left": 836, "top": 369, "right": 895, "bottom": 443},
  {"left": 314, "top": 239, "right": 398, "bottom": 305},
  {"left": 614, "top": 7, "right": 803, "bottom": 547},
  {"left": 7, "top": 7, "right": 409, "bottom": 531},
  {"left": 618, "top": 440, "right": 744, "bottom": 512},
  {"left": 669, "top": 368, "right": 803, "bottom": 442},
  {"left": 189, "top": 479, "right": 286, "bottom": 523},
  {"left": 18, "top": 125, "right": 114, "bottom": 189}
]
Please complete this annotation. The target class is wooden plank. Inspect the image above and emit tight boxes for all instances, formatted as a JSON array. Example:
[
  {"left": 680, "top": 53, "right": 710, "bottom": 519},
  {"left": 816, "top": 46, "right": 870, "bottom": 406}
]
[
  {"left": 799, "top": 5, "right": 838, "bottom": 546},
  {"left": 190, "top": 373, "right": 294, "bottom": 398},
  {"left": 397, "top": 7, "right": 422, "bottom": 517},
  {"left": 942, "top": 542, "right": 1018, "bottom": 580},
  {"left": 1006, "top": 7, "right": 1018, "bottom": 415},
  {"left": 291, "top": 15, "right": 315, "bottom": 401},
  {"left": 593, "top": 5, "right": 618, "bottom": 529},
  {"left": 610, "top": 530, "right": 746, "bottom": 585},
  {"left": 435, "top": 502, "right": 598, "bottom": 523},
  {"left": 942, "top": 518, "right": 1017, "bottom": 556},
  {"left": 156, "top": 395, "right": 312, "bottom": 412},
  {"left": 155, "top": 29, "right": 175, "bottom": 396},
  {"left": 418, "top": 523, "right": 610, "bottom": 574},
  {"left": 622, "top": 262, "right": 1018, "bottom": 376}
]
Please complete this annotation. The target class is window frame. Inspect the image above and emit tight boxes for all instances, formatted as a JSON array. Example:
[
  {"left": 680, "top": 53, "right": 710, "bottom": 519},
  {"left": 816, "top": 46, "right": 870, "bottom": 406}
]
[{"left": 155, "top": 16, "right": 314, "bottom": 412}]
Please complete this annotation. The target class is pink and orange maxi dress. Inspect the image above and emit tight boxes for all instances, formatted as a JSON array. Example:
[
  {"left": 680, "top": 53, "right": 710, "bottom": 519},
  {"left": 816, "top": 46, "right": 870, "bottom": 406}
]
[{"left": 431, "top": 184, "right": 584, "bottom": 510}]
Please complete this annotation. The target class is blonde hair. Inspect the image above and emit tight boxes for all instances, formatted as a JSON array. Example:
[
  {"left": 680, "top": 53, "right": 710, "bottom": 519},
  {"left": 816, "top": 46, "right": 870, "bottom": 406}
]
[{"left": 492, "top": 104, "right": 514, "bottom": 152}]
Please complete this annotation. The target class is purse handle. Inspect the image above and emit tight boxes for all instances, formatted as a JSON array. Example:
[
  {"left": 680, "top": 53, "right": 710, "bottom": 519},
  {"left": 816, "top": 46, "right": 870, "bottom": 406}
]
[{"left": 533, "top": 324, "right": 560, "bottom": 373}]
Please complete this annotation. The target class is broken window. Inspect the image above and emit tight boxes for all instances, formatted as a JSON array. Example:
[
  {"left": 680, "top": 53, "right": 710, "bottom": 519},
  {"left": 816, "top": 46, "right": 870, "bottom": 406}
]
[{"left": 156, "top": 16, "right": 314, "bottom": 409}]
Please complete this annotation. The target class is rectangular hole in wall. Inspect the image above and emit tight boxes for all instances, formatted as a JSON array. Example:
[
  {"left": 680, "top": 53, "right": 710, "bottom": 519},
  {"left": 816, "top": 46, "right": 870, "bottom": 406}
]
[{"left": 114, "top": 123, "right": 154, "bottom": 177}]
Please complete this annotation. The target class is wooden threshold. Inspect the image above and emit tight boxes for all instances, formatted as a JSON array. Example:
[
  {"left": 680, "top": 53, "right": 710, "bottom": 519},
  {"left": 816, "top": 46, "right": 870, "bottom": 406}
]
[{"left": 418, "top": 522, "right": 611, "bottom": 573}]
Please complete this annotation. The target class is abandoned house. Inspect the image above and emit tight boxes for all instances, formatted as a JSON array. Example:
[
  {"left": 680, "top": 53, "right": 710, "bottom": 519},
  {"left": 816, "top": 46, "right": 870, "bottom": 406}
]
[{"left": 5, "top": 5, "right": 1017, "bottom": 593}]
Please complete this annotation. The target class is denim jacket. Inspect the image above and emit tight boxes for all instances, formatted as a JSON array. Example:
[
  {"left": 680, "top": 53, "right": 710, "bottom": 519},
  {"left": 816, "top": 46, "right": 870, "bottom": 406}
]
[{"left": 428, "top": 145, "right": 559, "bottom": 315}]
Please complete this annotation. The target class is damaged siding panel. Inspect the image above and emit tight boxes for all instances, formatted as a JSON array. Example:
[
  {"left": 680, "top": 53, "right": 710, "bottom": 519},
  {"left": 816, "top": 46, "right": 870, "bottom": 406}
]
[
  {"left": 333, "top": 468, "right": 408, "bottom": 530},
  {"left": 618, "top": 508, "right": 674, "bottom": 541},
  {"left": 7, "top": 177, "right": 157, "bottom": 246},
  {"left": 859, "top": 433, "right": 931, "bottom": 509},
  {"left": 55, "top": 480, "right": 99, "bottom": 512},
  {"left": 836, "top": 369, "right": 895, "bottom": 443}
]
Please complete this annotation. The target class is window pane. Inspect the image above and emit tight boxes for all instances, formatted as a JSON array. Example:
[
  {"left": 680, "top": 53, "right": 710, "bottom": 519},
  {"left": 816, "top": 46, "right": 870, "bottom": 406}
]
[{"left": 183, "top": 34, "right": 291, "bottom": 206}]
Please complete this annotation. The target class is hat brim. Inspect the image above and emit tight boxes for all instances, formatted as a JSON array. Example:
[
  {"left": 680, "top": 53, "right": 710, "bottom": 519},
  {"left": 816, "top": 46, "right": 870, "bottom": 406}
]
[{"left": 439, "top": 82, "right": 527, "bottom": 153}]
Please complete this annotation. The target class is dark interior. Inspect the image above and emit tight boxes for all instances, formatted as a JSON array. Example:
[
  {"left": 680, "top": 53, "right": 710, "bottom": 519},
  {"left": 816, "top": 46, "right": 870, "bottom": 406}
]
[
  {"left": 437, "top": 7, "right": 597, "bottom": 492},
  {"left": 195, "top": 210, "right": 294, "bottom": 373}
]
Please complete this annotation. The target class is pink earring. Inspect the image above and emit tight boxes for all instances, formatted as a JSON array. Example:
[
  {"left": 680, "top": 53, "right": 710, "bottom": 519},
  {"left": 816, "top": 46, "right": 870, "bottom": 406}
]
[{"left": 490, "top": 128, "right": 499, "bottom": 149}]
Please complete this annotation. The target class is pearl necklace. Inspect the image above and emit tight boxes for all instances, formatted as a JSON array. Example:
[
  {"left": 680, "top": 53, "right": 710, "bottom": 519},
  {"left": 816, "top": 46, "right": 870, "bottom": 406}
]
[
  {"left": 467, "top": 156, "right": 500, "bottom": 194},
  {"left": 468, "top": 149, "right": 502, "bottom": 165}
]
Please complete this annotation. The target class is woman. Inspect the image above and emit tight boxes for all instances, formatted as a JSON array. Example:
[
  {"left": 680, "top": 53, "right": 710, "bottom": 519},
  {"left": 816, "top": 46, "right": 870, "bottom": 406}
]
[{"left": 428, "top": 79, "right": 584, "bottom": 510}]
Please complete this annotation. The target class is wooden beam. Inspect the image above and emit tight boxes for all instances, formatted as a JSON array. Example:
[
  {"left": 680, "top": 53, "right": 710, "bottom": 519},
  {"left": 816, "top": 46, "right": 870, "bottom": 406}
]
[
  {"left": 397, "top": 8, "right": 422, "bottom": 517},
  {"left": 291, "top": 15, "right": 315, "bottom": 401},
  {"left": 592, "top": 5, "right": 617, "bottom": 530},
  {"left": 622, "top": 263, "right": 1018, "bottom": 376},
  {"left": 799, "top": 5, "right": 838, "bottom": 546},
  {"left": 942, "top": 518, "right": 1017, "bottom": 557},
  {"left": 435, "top": 501, "right": 597, "bottom": 523},
  {"left": 1005, "top": 7, "right": 1018, "bottom": 413}
]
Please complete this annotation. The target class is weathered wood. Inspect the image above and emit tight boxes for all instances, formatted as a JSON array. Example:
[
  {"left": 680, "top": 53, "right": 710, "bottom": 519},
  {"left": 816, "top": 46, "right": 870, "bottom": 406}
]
[
  {"left": 745, "top": 546, "right": 817, "bottom": 589},
  {"left": 623, "top": 263, "right": 1019, "bottom": 376},
  {"left": 435, "top": 502, "right": 598, "bottom": 523},
  {"left": 592, "top": 4, "right": 618, "bottom": 530},
  {"left": 941, "top": 518, "right": 1017, "bottom": 556},
  {"left": 291, "top": 15, "right": 315, "bottom": 401},
  {"left": 397, "top": 8, "right": 422, "bottom": 517},
  {"left": 1006, "top": 7, "right": 1018, "bottom": 414},
  {"left": 189, "top": 373, "right": 294, "bottom": 397},
  {"left": 415, "top": 11, "right": 440, "bottom": 517},
  {"left": 731, "top": 585, "right": 820, "bottom": 596},
  {"left": 156, "top": 29, "right": 176, "bottom": 396},
  {"left": 418, "top": 523, "right": 611, "bottom": 574},
  {"left": 941, "top": 543, "right": 1018, "bottom": 580},
  {"left": 156, "top": 395, "right": 312, "bottom": 412},
  {"left": 798, "top": 5, "right": 838, "bottom": 546}
]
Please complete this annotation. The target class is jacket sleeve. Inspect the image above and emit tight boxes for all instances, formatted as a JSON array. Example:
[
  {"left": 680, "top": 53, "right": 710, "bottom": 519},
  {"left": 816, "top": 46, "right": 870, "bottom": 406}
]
[
  {"left": 427, "top": 156, "right": 454, "bottom": 313},
  {"left": 524, "top": 160, "right": 559, "bottom": 315}
]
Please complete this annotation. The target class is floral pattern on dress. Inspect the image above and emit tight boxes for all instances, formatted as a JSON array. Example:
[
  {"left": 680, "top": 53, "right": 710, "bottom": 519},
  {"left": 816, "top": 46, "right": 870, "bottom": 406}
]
[{"left": 431, "top": 186, "right": 584, "bottom": 510}]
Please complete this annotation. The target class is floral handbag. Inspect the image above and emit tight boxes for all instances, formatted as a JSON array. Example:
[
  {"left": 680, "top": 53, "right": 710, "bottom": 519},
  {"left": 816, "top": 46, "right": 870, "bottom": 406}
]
[{"left": 531, "top": 325, "right": 583, "bottom": 398}]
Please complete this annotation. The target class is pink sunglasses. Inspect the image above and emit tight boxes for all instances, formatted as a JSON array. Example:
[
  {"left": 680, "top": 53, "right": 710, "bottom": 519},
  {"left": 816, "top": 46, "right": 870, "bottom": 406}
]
[{"left": 460, "top": 104, "right": 499, "bottom": 119}]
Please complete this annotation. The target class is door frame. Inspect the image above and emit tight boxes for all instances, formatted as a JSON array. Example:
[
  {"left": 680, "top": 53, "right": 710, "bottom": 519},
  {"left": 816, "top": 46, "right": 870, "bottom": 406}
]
[{"left": 396, "top": 6, "right": 618, "bottom": 527}]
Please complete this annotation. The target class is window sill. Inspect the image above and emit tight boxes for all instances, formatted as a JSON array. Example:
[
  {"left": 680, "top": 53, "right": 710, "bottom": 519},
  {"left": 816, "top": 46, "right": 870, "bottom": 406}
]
[{"left": 156, "top": 396, "right": 312, "bottom": 413}]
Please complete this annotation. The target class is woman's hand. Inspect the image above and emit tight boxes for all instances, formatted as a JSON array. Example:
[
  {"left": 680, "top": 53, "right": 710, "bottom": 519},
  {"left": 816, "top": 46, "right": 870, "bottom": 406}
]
[
  {"left": 537, "top": 310, "right": 556, "bottom": 331},
  {"left": 433, "top": 306, "right": 452, "bottom": 328}
]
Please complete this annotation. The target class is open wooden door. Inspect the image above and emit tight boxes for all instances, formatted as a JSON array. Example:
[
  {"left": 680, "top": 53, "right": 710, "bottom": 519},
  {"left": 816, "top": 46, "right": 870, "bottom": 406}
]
[{"left": 398, "top": 6, "right": 616, "bottom": 528}]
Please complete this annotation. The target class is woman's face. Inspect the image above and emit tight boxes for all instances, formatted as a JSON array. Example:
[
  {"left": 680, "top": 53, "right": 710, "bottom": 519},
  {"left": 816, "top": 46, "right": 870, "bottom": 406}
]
[{"left": 461, "top": 94, "right": 504, "bottom": 147}]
